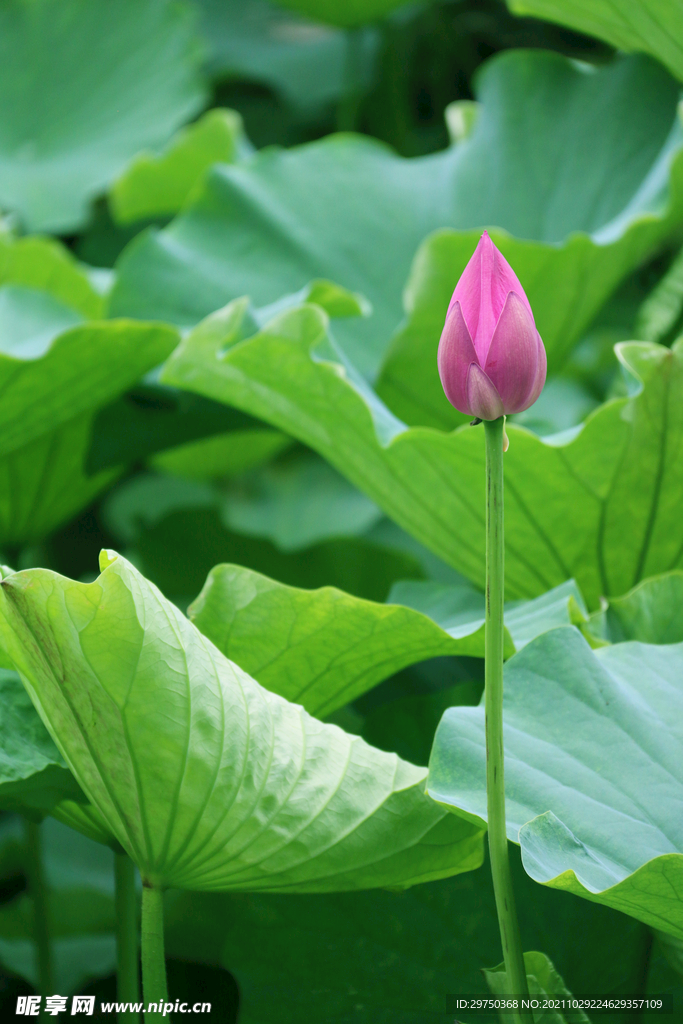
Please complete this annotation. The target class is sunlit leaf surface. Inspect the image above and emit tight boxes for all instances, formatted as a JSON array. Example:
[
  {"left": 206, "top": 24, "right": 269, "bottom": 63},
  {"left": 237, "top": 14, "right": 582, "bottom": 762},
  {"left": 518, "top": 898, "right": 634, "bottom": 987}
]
[
  {"left": 0, "top": 552, "right": 483, "bottom": 892},
  {"left": 189, "top": 563, "right": 512, "bottom": 717},
  {"left": 428, "top": 626, "right": 683, "bottom": 938}
]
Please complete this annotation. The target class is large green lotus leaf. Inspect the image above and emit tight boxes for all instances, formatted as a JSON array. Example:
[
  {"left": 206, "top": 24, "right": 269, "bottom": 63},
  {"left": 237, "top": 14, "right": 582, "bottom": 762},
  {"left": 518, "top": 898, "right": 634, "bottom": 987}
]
[
  {"left": 189, "top": 567, "right": 594, "bottom": 721},
  {"left": 587, "top": 570, "right": 683, "bottom": 645},
  {"left": 110, "top": 109, "right": 251, "bottom": 225},
  {"left": 162, "top": 299, "right": 683, "bottom": 606},
  {"left": 0, "top": 818, "right": 117, "bottom": 994},
  {"left": 508, "top": 0, "right": 683, "bottom": 84},
  {"left": 188, "top": 563, "right": 514, "bottom": 719},
  {"left": 197, "top": 0, "right": 378, "bottom": 109},
  {"left": 165, "top": 844, "right": 655, "bottom": 1024},
  {"left": 428, "top": 626, "right": 683, "bottom": 938},
  {"left": 110, "top": 50, "right": 683, "bottom": 378},
  {"left": 0, "top": 552, "right": 483, "bottom": 892},
  {"left": 350, "top": 577, "right": 587, "bottom": 768},
  {"left": 0, "top": 670, "right": 83, "bottom": 815},
  {"left": 0, "top": 414, "right": 117, "bottom": 547},
  {"left": 267, "top": 0, "right": 413, "bottom": 29},
  {"left": 0, "top": 0, "right": 206, "bottom": 233},
  {"left": 0, "top": 317, "right": 178, "bottom": 460},
  {"left": 0, "top": 235, "right": 103, "bottom": 320}
]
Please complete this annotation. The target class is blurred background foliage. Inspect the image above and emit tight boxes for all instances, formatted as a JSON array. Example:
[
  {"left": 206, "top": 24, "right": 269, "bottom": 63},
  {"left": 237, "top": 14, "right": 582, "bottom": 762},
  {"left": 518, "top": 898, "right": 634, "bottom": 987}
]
[{"left": 1, "top": 0, "right": 683, "bottom": 1019}]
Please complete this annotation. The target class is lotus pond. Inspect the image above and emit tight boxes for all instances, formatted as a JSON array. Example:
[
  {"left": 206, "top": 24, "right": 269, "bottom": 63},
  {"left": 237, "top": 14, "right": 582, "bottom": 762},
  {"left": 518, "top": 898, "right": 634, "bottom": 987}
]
[{"left": 0, "top": 0, "right": 682, "bottom": 1021}]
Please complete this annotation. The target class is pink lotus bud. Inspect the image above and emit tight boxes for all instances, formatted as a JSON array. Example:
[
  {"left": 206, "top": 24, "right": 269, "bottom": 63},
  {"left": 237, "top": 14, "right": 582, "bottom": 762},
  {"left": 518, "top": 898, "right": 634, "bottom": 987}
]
[{"left": 437, "top": 231, "right": 546, "bottom": 420}]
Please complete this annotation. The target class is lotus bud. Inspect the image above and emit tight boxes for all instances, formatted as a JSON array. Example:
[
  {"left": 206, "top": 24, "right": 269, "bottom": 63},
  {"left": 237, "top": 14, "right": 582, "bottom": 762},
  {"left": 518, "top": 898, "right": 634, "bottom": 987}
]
[{"left": 437, "top": 231, "right": 546, "bottom": 420}]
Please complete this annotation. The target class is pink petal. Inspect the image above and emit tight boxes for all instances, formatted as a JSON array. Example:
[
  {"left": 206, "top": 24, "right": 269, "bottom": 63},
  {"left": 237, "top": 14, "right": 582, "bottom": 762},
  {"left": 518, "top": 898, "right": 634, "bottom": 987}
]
[
  {"left": 437, "top": 300, "right": 478, "bottom": 415},
  {"left": 520, "top": 332, "right": 547, "bottom": 413},
  {"left": 484, "top": 292, "right": 546, "bottom": 414},
  {"left": 466, "top": 362, "right": 504, "bottom": 421},
  {"left": 448, "top": 231, "right": 534, "bottom": 366}
]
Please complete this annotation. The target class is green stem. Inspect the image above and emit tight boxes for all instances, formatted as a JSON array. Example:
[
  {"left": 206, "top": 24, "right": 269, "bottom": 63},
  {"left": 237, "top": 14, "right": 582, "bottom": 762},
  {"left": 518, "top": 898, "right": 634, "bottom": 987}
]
[
  {"left": 377, "top": 19, "right": 411, "bottom": 155},
  {"left": 141, "top": 885, "right": 168, "bottom": 1023},
  {"left": 632, "top": 925, "right": 654, "bottom": 1024},
  {"left": 24, "top": 819, "right": 54, "bottom": 1014},
  {"left": 115, "top": 854, "right": 140, "bottom": 1023},
  {"left": 484, "top": 418, "right": 529, "bottom": 1015},
  {"left": 337, "top": 28, "right": 366, "bottom": 133}
]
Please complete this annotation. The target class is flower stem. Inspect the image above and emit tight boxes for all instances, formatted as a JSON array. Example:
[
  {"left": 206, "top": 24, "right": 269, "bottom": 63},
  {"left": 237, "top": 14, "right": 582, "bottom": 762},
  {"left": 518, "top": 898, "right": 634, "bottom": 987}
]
[
  {"left": 484, "top": 417, "right": 529, "bottom": 1012},
  {"left": 337, "top": 28, "right": 366, "bottom": 132},
  {"left": 141, "top": 885, "right": 167, "bottom": 1022},
  {"left": 115, "top": 853, "right": 140, "bottom": 1022},
  {"left": 24, "top": 819, "right": 54, "bottom": 1013}
]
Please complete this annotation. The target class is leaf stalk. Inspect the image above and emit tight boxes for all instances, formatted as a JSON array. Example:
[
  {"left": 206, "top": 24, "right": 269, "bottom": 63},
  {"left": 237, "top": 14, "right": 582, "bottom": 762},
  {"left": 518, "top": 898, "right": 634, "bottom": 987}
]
[
  {"left": 115, "top": 853, "right": 141, "bottom": 1023},
  {"left": 337, "top": 28, "right": 366, "bottom": 132},
  {"left": 141, "top": 884, "right": 167, "bottom": 1023},
  {"left": 24, "top": 819, "right": 54, "bottom": 1021}
]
